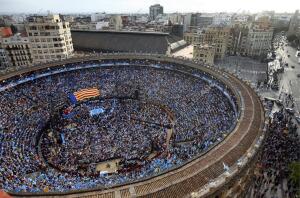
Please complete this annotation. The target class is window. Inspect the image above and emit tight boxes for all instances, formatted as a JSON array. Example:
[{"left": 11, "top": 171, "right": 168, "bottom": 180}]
[{"left": 30, "top": 26, "right": 37, "bottom": 30}]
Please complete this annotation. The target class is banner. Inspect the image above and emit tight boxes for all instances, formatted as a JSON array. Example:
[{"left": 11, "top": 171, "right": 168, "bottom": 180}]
[{"left": 69, "top": 88, "right": 100, "bottom": 104}]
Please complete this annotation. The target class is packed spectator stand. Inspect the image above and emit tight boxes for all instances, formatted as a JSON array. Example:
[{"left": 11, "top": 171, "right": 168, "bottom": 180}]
[{"left": 0, "top": 58, "right": 239, "bottom": 193}]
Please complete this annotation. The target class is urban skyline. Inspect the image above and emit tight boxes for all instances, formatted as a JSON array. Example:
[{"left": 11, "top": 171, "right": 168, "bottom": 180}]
[{"left": 0, "top": 0, "right": 299, "bottom": 14}]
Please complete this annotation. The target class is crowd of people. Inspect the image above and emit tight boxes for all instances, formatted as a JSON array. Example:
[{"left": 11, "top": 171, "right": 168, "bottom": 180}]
[
  {"left": 249, "top": 94, "right": 300, "bottom": 198},
  {"left": 0, "top": 59, "right": 237, "bottom": 192}
]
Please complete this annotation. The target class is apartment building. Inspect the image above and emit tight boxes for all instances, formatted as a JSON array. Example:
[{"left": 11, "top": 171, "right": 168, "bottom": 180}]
[
  {"left": 0, "top": 33, "right": 33, "bottom": 68},
  {"left": 227, "top": 23, "right": 250, "bottom": 55},
  {"left": 149, "top": 4, "right": 163, "bottom": 21},
  {"left": 202, "top": 26, "right": 230, "bottom": 59},
  {"left": 183, "top": 32, "right": 203, "bottom": 45},
  {"left": 193, "top": 44, "right": 215, "bottom": 65},
  {"left": 0, "top": 48, "right": 10, "bottom": 69},
  {"left": 25, "top": 14, "right": 73, "bottom": 63},
  {"left": 288, "top": 10, "right": 300, "bottom": 37},
  {"left": 244, "top": 26, "right": 273, "bottom": 57}
]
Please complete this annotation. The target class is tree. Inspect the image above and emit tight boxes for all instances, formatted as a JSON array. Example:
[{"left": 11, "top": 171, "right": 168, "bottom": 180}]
[
  {"left": 289, "top": 162, "right": 300, "bottom": 196},
  {"left": 10, "top": 24, "right": 18, "bottom": 34}
]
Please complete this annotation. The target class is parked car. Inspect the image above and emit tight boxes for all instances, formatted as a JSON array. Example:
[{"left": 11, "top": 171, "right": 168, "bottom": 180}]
[
  {"left": 295, "top": 116, "right": 300, "bottom": 124},
  {"left": 291, "top": 65, "right": 295, "bottom": 69},
  {"left": 285, "top": 108, "right": 295, "bottom": 114},
  {"left": 297, "top": 74, "right": 300, "bottom": 78},
  {"left": 275, "top": 99, "right": 283, "bottom": 106}
]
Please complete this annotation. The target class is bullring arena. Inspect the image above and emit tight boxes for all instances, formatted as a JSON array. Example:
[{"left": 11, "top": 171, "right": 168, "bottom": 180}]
[{"left": 0, "top": 54, "right": 266, "bottom": 198}]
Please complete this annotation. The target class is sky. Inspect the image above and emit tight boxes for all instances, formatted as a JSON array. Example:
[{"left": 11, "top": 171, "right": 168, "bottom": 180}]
[{"left": 0, "top": 0, "right": 299, "bottom": 14}]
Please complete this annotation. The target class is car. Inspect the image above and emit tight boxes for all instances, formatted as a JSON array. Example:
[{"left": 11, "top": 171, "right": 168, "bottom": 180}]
[
  {"left": 285, "top": 108, "right": 295, "bottom": 114},
  {"left": 295, "top": 116, "right": 300, "bottom": 124},
  {"left": 291, "top": 65, "right": 295, "bottom": 69},
  {"left": 265, "top": 97, "right": 277, "bottom": 102},
  {"left": 297, "top": 74, "right": 300, "bottom": 78},
  {"left": 275, "top": 99, "right": 283, "bottom": 106},
  {"left": 285, "top": 63, "right": 288, "bottom": 67}
]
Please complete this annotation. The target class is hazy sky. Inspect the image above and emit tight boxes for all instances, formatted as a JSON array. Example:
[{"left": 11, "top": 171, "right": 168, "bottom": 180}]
[{"left": 0, "top": 0, "right": 299, "bottom": 14}]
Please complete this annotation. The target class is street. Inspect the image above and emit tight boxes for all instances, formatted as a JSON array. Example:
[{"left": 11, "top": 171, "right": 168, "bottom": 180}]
[{"left": 277, "top": 45, "right": 300, "bottom": 114}]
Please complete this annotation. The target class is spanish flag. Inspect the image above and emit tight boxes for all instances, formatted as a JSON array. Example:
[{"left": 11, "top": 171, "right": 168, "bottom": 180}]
[{"left": 73, "top": 88, "right": 100, "bottom": 101}]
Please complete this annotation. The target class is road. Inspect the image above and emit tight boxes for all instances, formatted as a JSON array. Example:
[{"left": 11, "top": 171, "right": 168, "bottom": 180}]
[{"left": 277, "top": 44, "right": 300, "bottom": 114}]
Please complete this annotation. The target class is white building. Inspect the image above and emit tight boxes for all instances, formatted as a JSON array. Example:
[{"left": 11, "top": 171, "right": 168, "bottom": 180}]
[
  {"left": 91, "top": 13, "right": 106, "bottom": 22},
  {"left": 25, "top": 14, "right": 74, "bottom": 63},
  {"left": 245, "top": 24, "right": 273, "bottom": 57},
  {"left": 183, "top": 13, "right": 192, "bottom": 32},
  {"left": 168, "top": 13, "right": 184, "bottom": 25},
  {"left": 96, "top": 21, "right": 110, "bottom": 30},
  {"left": 213, "top": 13, "right": 233, "bottom": 26},
  {"left": 109, "top": 15, "right": 123, "bottom": 31}
]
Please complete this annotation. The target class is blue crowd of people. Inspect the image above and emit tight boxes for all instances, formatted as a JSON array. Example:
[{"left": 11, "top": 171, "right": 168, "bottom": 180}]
[{"left": 0, "top": 59, "right": 237, "bottom": 192}]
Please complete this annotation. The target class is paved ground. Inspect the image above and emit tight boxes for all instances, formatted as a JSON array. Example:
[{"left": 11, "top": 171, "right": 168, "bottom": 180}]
[
  {"left": 215, "top": 56, "right": 268, "bottom": 86},
  {"left": 277, "top": 45, "right": 300, "bottom": 114},
  {"left": 171, "top": 45, "right": 193, "bottom": 59}
]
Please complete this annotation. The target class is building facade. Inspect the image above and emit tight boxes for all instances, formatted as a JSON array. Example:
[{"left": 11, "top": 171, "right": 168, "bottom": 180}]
[
  {"left": 0, "top": 48, "right": 10, "bottom": 69},
  {"left": 0, "top": 33, "right": 33, "bottom": 68},
  {"left": 227, "top": 23, "right": 250, "bottom": 55},
  {"left": 109, "top": 15, "right": 123, "bottom": 31},
  {"left": 288, "top": 10, "right": 300, "bottom": 36},
  {"left": 244, "top": 23, "right": 273, "bottom": 57},
  {"left": 0, "top": 27, "right": 13, "bottom": 37},
  {"left": 25, "top": 14, "right": 74, "bottom": 64},
  {"left": 193, "top": 44, "right": 215, "bottom": 65},
  {"left": 203, "top": 26, "right": 230, "bottom": 59},
  {"left": 149, "top": 4, "right": 164, "bottom": 21},
  {"left": 183, "top": 32, "right": 203, "bottom": 45}
]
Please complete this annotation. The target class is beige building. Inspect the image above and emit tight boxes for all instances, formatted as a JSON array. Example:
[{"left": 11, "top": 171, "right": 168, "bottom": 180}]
[
  {"left": 109, "top": 15, "right": 123, "bottom": 31},
  {"left": 193, "top": 44, "right": 215, "bottom": 65},
  {"left": 202, "top": 26, "right": 230, "bottom": 60},
  {"left": 0, "top": 33, "right": 33, "bottom": 68},
  {"left": 25, "top": 14, "right": 74, "bottom": 64},
  {"left": 183, "top": 32, "right": 203, "bottom": 45}
]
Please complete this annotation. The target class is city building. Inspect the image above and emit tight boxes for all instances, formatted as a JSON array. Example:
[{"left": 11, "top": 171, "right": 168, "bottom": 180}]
[
  {"left": 0, "top": 33, "right": 33, "bottom": 68},
  {"left": 244, "top": 21, "right": 273, "bottom": 57},
  {"left": 0, "top": 48, "right": 10, "bottom": 69},
  {"left": 109, "top": 15, "right": 123, "bottom": 31},
  {"left": 187, "top": 13, "right": 214, "bottom": 32},
  {"left": 193, "top": 43, "right": 215, "bottom": 64},
  {"left": 213, "top": 13, "right": 233, "bottom": 26},
  {"left": 149, "top": 4, "right": 163, "bottom": 21},
  {"left": 91, "top": 13, "right": 106, "bottom": 22},
  {"left": 25, "top": 14, "right": 74, "bottom": 64},
  {"left": 196, "top": 13, "right": 214, "bottom": 28},
  {"left": 227, "top": 18, "right": 273, "bottom": 58},
  {"left": 183, "top": 32, "right": 203, "bottom": 44},
  {"left": 271, "top": 13, "right": 291, "bottom": 30},
  {"left": 168, "top": 13, "right": 184, "bottom": 25},
  {"left": 183, "top": 13, "right": 192, "bottom": 32},
  {"left": 95, "top": 21, "right": 109, "bottom": 30},
  {"left": 0, "top": 27, "right": 13, "bottom": 37},
  {"left": 227, "top": 22, "right": 250, "bottom": 55},
  {"left": 202, "top": 26, "right": 230, "bottom": 59},
  {"left": 288, "top": 10, "right": 300, "bottom": 36}
]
